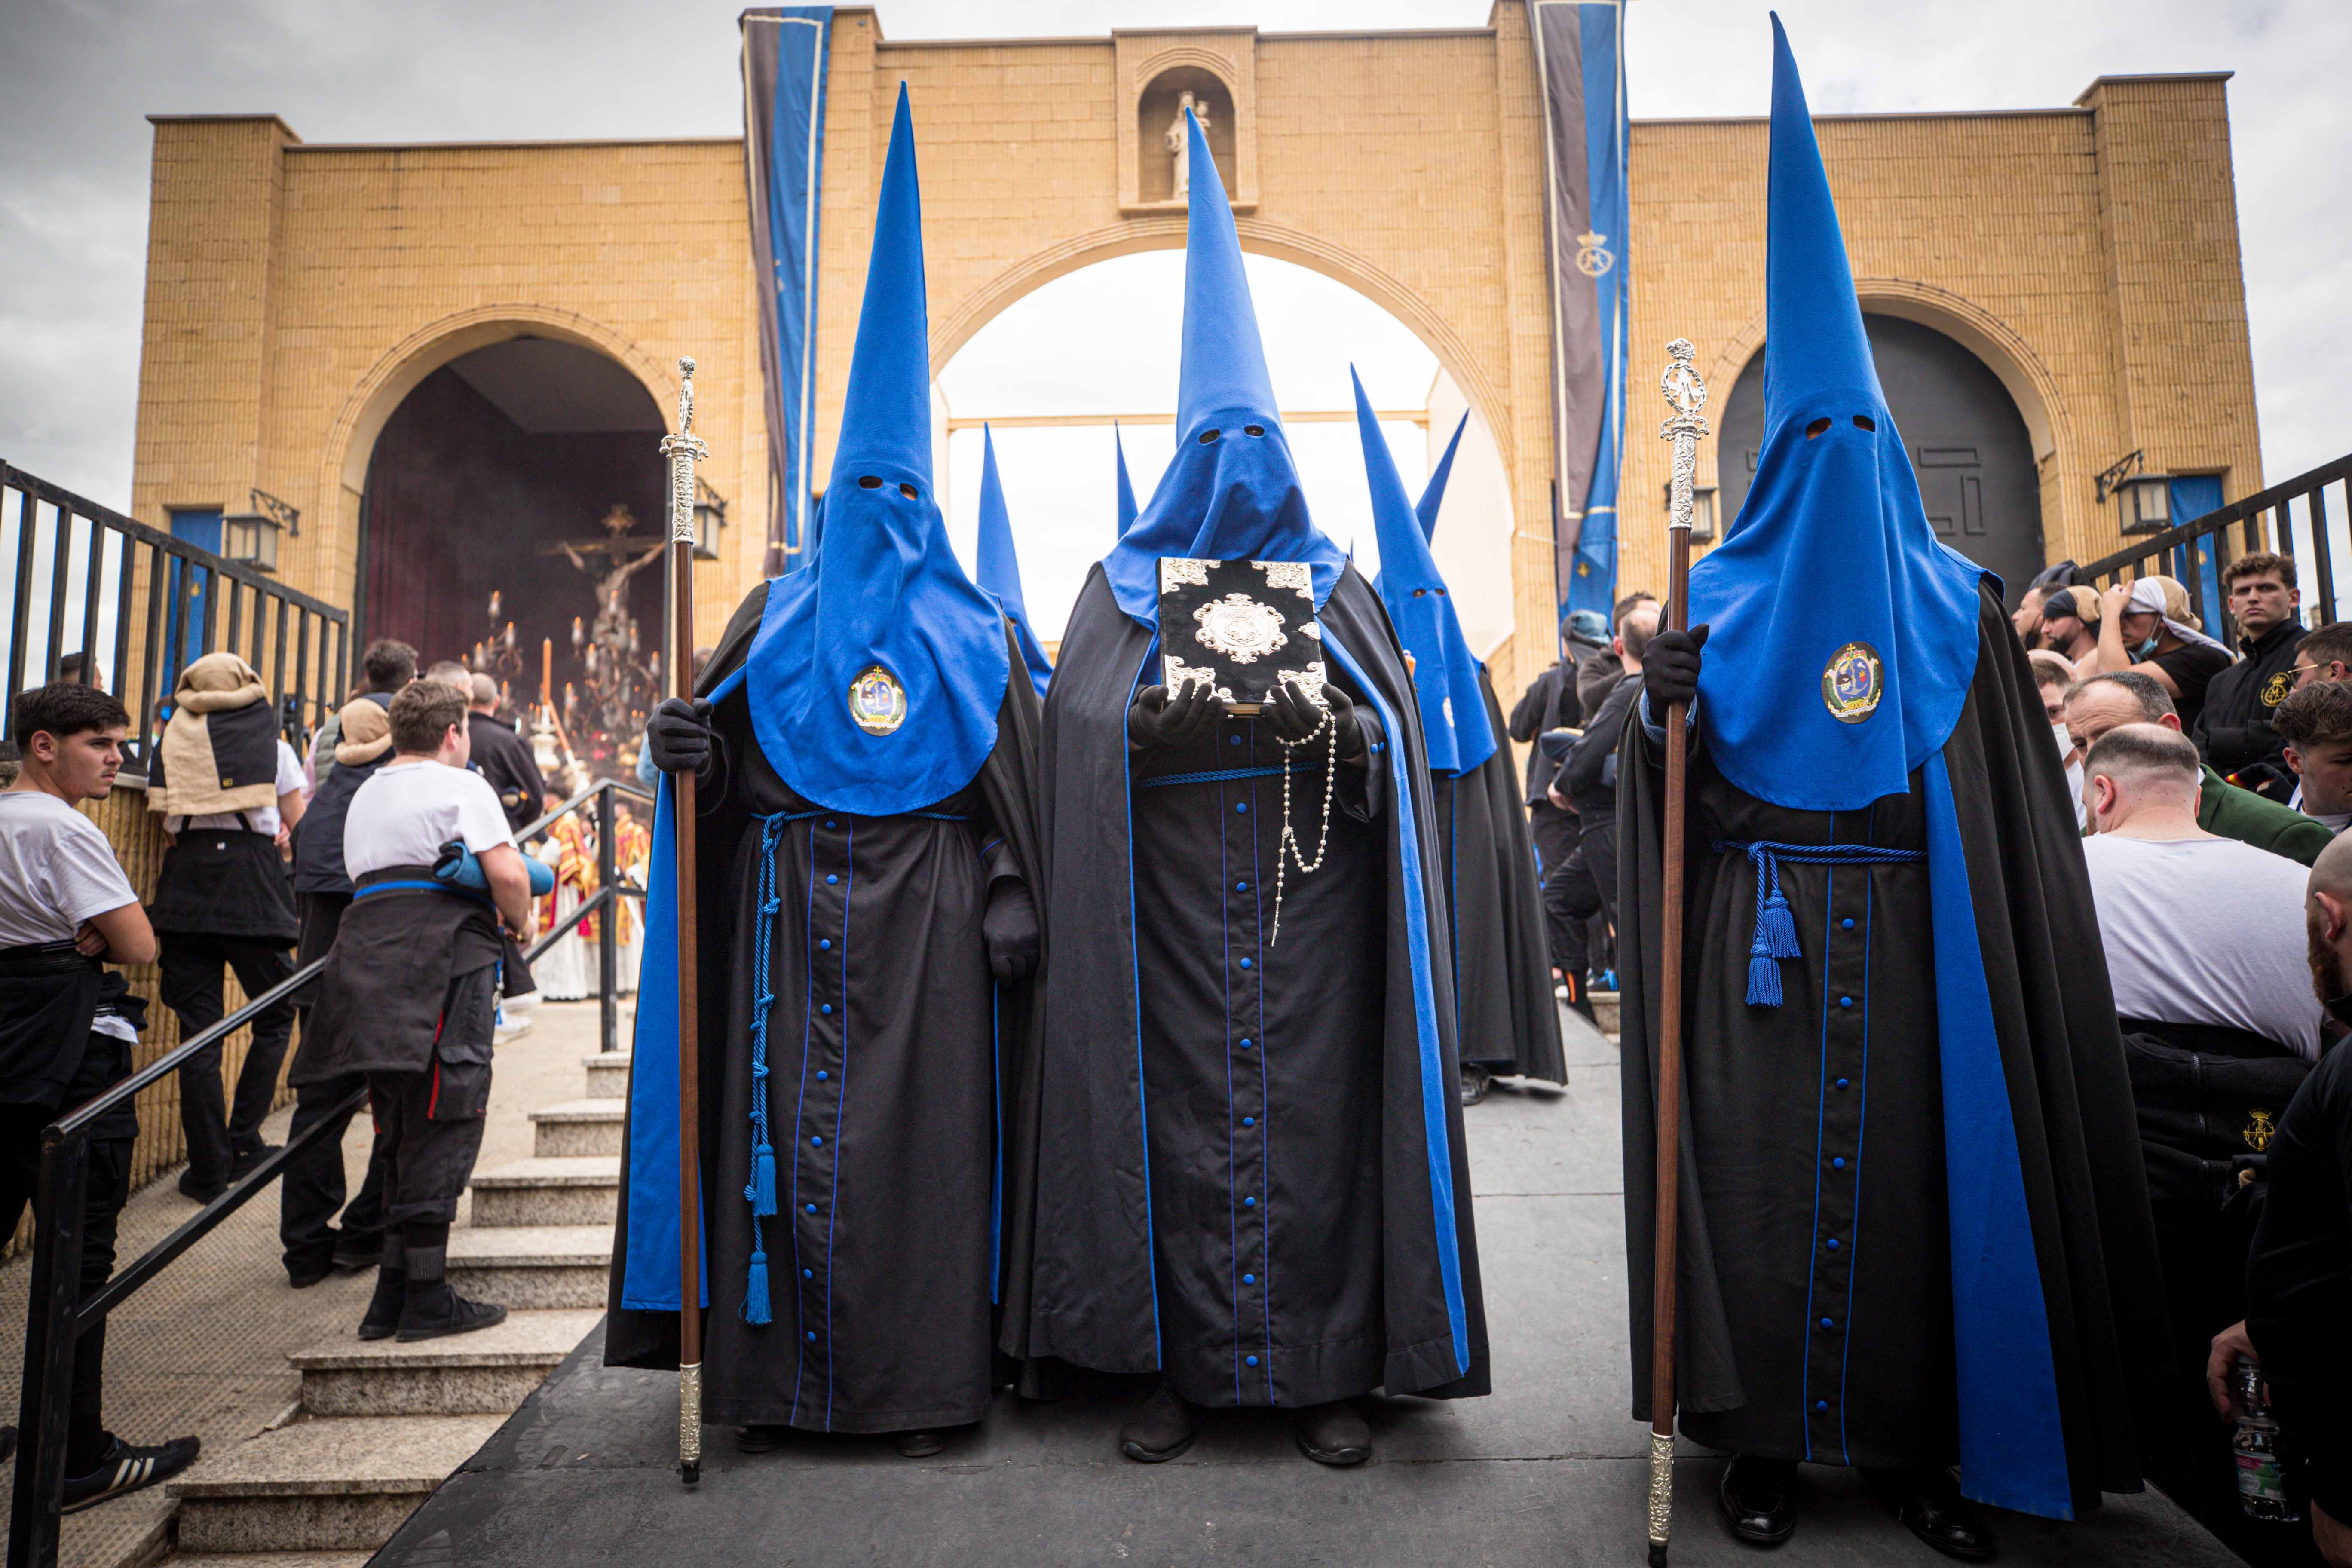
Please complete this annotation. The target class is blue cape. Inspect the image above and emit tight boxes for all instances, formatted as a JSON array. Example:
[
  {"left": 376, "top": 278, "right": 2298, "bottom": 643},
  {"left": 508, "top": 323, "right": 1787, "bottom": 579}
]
[
  {"left": 1686, "top": 17, "right": 2067, "bottom": 1519},
  {"left": 739, "top": 85, "right": 1010, "bottom": 818},
  {"left": 975, "top": 425, "right": 1054, "bottom": 695},
  {"left": 1359, "top": 373, "right": 1494, "bottom": 775},
  {"left": 1417, "top": 412, "right": 1467, "bottom": 542},
  {"left": 1100, "top": 111, "right": 1346, "bottom": 625},
  {"left": 1113, "top": 424, "right": 1139, "bottom": 538}
]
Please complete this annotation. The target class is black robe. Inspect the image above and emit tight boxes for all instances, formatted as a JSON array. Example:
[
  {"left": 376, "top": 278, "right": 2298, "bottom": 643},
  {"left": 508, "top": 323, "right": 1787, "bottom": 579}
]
[
  {"left": 1441, "top": 668, "right": 1564, "bottom": 1081},
  {"left": 606, "top": 588, "right": 1047, "bottom": 1436},
  {"left": 1618, "top": 587, "right": 2167, "bottom": 1509},
  {"left": 1014, "top": 564, "right": 1487, "bottom": 1409}
]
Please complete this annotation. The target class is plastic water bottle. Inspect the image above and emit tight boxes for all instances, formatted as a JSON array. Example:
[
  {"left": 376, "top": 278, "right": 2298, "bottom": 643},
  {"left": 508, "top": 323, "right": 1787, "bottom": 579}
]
[{"left": 2233, "top": 1355, "right": 2300, "bottom": 1522}]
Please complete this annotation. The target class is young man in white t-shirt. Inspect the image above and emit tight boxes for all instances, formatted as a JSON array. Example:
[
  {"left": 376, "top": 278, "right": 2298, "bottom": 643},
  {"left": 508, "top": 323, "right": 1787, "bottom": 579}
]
[
  {"left": 0, "top": 683, "right": 201, "bottom": 1509},
  {"left": 296, "top": 680, "right": 531, "bottom": 1344}
]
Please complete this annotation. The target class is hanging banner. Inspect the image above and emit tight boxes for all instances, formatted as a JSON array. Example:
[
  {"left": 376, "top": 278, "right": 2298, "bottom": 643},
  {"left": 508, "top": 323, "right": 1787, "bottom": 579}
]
[
  {"left": 741, "top": 7, "right": 834, "bottom": 578},
  {"left": 1529, "top": 1, "right": 1630, "bottom": 617}
]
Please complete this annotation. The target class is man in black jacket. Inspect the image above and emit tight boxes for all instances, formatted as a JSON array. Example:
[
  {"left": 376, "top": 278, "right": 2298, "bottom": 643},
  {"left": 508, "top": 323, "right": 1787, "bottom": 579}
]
[
  {"left": 1511, "top": 609, "right": 1607, "bottom": 979},
  {"left": 462, "top": 674, "right": 545, "bottom": 835},
  {"left": 2197, "top": 551, "right": 2306, "bottom": 802},
  {"left": 1542, "top": 600, "right": 1652, "bottom": 1021}
]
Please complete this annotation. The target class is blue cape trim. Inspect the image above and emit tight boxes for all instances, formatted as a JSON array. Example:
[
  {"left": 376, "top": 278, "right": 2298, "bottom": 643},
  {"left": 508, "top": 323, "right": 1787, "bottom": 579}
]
[
  {"left": 1923, "top": 750, "right": 2071, "bottom": 1518},
  {"left": 619, "top": 767, "right": 711, "bottom": 1311},
  {"left": 1126, "top": 633, "right": 1165, "bottom": 1366},
  {"left": 1325, "top": 631, "right": 1468, "bottom": 1377}
]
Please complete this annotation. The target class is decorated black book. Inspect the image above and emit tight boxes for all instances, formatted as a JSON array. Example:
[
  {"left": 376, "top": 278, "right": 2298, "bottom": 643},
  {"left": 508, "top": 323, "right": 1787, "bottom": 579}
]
[{"left": 1156, "top": 557, "right": 1327, "bottom": 715}]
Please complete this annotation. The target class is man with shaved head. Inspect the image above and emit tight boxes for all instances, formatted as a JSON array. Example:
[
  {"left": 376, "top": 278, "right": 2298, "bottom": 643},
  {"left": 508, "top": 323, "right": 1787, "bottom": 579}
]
[
  {"left": 2214, "top": 834, "right": 2352, "bottom": 1566},
  {"left": 461, "top": 671, "right": 543, "bottom": 835}
]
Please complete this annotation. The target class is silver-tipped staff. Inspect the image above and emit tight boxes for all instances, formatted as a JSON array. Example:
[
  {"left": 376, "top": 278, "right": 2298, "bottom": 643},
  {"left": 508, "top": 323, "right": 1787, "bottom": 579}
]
[
  {"left": 1647, "top": 338, "right": 1709, "bottom": 1565},
  {"left": 660, "top": 358, "right": 710, "bottom": 1485}
]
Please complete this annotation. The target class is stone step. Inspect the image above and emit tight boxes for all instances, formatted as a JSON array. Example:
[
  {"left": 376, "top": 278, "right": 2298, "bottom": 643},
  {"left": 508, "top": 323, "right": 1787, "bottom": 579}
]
[
  {"left": 1591, "top": 990, "right": 1620, "bottom": 1036},
  {"left": 291, "top": 1308, "right": 603, "bottom": 1417},
  {"left": 529, "top": 1098, "right": 625, "bottom": 1158},
  {"left": 446, "top": 1225, "right": 613, "bottom": 1309},
  {"left": 165, "top": 1554, "right": 374, "bottom": 1566},
  {"left": 582, "top": 1050, "right": 632, "bottom": 1099},
  {"left": 466, "top": 1155, "right": 618, "bottom": 1228},
  {"left": 167, "top": 1414, "right": 503, "bottom": 1555}
]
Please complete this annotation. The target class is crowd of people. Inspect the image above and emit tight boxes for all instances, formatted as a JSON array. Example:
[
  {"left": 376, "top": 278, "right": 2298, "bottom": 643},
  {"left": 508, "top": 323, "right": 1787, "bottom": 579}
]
[{"left": 0, "top": 632, "right": 649, "bottom": 1514}]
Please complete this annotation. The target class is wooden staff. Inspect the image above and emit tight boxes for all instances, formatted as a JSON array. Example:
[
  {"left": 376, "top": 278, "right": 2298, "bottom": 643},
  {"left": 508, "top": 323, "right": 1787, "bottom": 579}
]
[
  {"left": 1647, "top": 338, "right": 1710, "bottom": 1566},
  {"left": 660, "top": 357, "right": 710, "bottom": 1485}
]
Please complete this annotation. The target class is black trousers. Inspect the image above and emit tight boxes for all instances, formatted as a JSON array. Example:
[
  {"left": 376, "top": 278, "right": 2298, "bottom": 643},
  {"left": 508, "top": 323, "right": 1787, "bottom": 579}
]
[
  {"left": 1544, "top": 816, "right": 1619, "bottom": 1018},
  {"left": 366, "top": 964, "right": 498, "bottom": 1233},
  {"left": 1529, "top": 802, "right": 1583, "bottom": 979},
  {"left": 0, "top": 1107, "right": 131, "bottom": 1475},
  {"left": 280, "top": 889, "right": 386, "bottom": 1275},
  {"left": 158, "top": 934, "right": 296, "bottom": 1185}
]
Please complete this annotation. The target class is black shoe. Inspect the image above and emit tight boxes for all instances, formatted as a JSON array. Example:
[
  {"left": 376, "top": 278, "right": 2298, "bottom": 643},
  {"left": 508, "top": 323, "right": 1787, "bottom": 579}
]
[
  {"left": 395, "top": 1282, "right": 508, "bottom": 1343},
  {"left": 357, "top": 1271, "right": 407, "bottom": 1340},
  {"left": 1460, "top": 1067, "right": 1493, "bottom": 1107},
  {"left": 61, "top": 1435, "right": 201, "bottom": 1513},
  {"left": 0, "top": 1424, "right": 15, "bottom": 1464},
  {"left": 1292, "top": 1401, "right": 1370, "bottom": 1467},
  {"left": 1718, "top": 1455, "right": 1797, "bottom": 1547},
  {"left": 1118, "top": 1384, "right": 1200, "bottom": 1464},
  {"left": 1868, "top": 1467, "right": 1997, "bottom": 1562},
  {"left": 894, "top": 1430, "right": 946, "bottom": 1458},
  {"left": 330, "top": 1232, "right": 383, "bottom": 1273},
  {"left": 287, "top": 1257, "right": 334, "bottom": 1290},
  {"left": 735, "top": 1425, "right": 788, "bottom": 1455},
  {"left": 177, "top": 1169, "right": 226, "bottom": 1205},
  {"left": 228, "top": 1142, "right": 282, "bottom": 1181}
]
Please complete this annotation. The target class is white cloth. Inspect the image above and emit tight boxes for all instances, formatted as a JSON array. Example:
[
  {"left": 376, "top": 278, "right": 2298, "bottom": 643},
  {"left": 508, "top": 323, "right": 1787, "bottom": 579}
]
[
  {"left": 0, "top": 791, "right": 144, "bottom": 1042},
  {"left": 530, "top": 838, "right": 589, "bottom": 1001},
  {"left": 2123, "top": 577, "right": 2229, "bottom": 653},
  {"left": 2082, "top": 833, "right": 2326, "bottom": 1060},
  {"left": 168, "top": 739, "right": 304, "bottom": 836},
  {"left": 2309, "top": 808, "right": 2352, "bottom": 834},
  {"left": 345, "top": 760, "right": 514, "bottom": 879}
]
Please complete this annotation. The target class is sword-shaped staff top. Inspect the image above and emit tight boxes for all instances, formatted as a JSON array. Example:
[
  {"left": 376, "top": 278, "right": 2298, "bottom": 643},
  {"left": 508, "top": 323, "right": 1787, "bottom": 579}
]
[
  {"left": 662, "top": 356, "right": 710, "bottom": 545},
  {"left": 1659, "top": 338, "right": 1711, "bottom": 531}
]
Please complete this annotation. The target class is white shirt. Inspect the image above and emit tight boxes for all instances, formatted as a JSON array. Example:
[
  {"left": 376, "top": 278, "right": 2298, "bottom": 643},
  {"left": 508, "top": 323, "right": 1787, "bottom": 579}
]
[
  {"left": 2081, "top": 833, "right": 2326, "bottom": 1060},
  {"left": 0, "top": 791, "right": 144, "bottom": 1042},
  {"left": 345, "top": 760, "right": 514, "bottom": 879},
  {"left": 168, "top": 739, "right": 305, "bottom": 836}
]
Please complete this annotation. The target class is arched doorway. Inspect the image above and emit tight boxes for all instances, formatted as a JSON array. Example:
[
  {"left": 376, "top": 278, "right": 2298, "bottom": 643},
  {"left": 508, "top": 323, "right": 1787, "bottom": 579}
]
[
  {"left": 1716, "top": 314, "right": 2044, "bottom": 597},
  {"left": 357, "top": 336, "right": 668, "bottom": 772}
]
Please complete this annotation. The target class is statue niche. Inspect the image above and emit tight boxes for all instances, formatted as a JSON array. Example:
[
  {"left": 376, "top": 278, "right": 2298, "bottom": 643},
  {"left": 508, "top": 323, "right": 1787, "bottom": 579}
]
[{"left": 1138, "top": 68, "right": 1237, "bottom": 205}]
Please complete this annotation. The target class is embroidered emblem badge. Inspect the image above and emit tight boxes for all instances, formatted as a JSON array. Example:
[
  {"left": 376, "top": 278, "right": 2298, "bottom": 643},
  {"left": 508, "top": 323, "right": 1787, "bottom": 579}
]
[
  {"left": 2263, "top": 671, "right": 2292, "bottom": 709},
  {"left": 847, "top": 665, "right": 907, "bottom": 736},
  {"left": 2244, "top": 1107, "right": 2276, "bottom": 1152},
  {"left": 1821, "top": 641, "right": 1885, "bottom": 724}
]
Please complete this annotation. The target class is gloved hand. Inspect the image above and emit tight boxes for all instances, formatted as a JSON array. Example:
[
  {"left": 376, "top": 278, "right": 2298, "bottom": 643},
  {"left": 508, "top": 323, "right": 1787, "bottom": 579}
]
[
  {"left": 1267, "top": 680, "right": 1365, "bottom": 759},
  {"left": 1127, "top": 680, "right": 1225, "bottom": 750},
  {"left": 646, "top": 698, "right": 716, "bottom": 777},
  {"left": 1642, "top": 623, "right": 1709, "bottom": 714},
  {"left": 983, "top": 879, "right": 1040, "bottom": 984}
]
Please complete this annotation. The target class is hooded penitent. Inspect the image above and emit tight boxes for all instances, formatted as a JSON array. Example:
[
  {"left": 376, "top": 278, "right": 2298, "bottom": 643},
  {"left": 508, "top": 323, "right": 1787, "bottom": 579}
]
[
  {"left": 976, "top": 425, "right": 1054, "bottom": 695},
  {"left": 610, "top": 87, "right": 1048, "bottom": 1437},
  {"left": 1013, "top": 109, "right": 1486, "bottom": 1409},
  {"left": 1617, "top": 17, "right": 2165, "bottom": 1518},
  {"left": 1417, "top": 412, "right": 1467, "bottom": 542},
  {"left": 1113, "top": 424, "right": 1139, "bottom": 538},
  {"left": 149, "top": 652, "right": 277, "bottom": 819}
]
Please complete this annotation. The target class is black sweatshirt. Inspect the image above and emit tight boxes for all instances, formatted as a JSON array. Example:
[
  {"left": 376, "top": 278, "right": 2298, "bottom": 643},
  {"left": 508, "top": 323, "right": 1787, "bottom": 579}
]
[
  {"left": 2246, "top": 1041, "right": 2352, "bottom": 1521},
  {"left": 2196, "top": 619, "right": 2305, "bottom": 787}
]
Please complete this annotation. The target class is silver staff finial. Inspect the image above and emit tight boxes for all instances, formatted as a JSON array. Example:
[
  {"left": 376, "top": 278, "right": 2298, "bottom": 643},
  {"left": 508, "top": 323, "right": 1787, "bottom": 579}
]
[
  {"left": 662, "top": 357, "right": 710, "bottom": 545},
  {"left": 1659, "top": 340, "right": 1711, "bottom": 535}
]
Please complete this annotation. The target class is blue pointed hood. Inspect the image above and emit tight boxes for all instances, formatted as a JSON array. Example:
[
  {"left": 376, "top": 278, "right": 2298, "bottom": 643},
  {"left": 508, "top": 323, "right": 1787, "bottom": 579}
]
[
  {"left": 1101, "top": 110, "right": 1346, "bottom": 625},
  {"left": 976, "top": 425, "right": 1053, "bottom": 695},
  {"left": 1359, "top": 372, "right": 1494, "bottom": 775},
  {"left": 1113, "top": 423, "right": 1139, "bottom": 537},
  {"left": 790, "top": 489, "right": 826, "bottom": 574},
  {"left": 1684, "top": 17, "right": 1984, "bottom": 813},
  {"left": 1416, "top": 412, "right": 1468, "bottom": 542},
  {"left": 738, "top": 85, "right": 1011, "bottom": 816}
]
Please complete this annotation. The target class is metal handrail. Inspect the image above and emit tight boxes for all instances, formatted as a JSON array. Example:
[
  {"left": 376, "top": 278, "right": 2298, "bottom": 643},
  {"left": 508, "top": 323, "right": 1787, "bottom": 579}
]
[{"left": 7, "top": 776, "right": 644, "bottom": 1568}]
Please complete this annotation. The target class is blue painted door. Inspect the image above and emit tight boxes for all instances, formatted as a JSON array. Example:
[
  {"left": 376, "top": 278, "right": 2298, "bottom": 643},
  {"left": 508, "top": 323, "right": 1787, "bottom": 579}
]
[
  {"left": 2168, "top": 476, "right": 2226, "bottom": 632},
  {"left": 166, "top": 510, "right": 220, "bottom": 686}
]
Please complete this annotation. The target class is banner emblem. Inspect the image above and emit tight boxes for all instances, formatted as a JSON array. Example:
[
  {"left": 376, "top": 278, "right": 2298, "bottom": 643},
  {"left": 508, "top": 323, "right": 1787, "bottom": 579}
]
[
  {"left": 847, "top": 665, "right": 907, "bottom": 735},
  {"left": 1575, "top": 230, "right": 1615, "bottom": 278},
  {"left": 1821, "top": 641, "right": 1885, "bottom": 724}
]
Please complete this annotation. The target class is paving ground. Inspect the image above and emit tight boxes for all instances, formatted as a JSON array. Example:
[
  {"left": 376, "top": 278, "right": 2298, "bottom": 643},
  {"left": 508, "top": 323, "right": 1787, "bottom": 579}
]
[
  {"left": 373, "top": 1011, "right": 2242, "bottom": 1568},
  {"left": 0, "top": 1000, "right": 610, "bottom": 1568}
]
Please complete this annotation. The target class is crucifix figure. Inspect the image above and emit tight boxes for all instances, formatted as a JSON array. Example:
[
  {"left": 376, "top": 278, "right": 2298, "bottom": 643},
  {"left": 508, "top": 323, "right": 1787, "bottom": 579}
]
[{"left": 1164, "top": 91, "right": 1212, "bottom": 200}]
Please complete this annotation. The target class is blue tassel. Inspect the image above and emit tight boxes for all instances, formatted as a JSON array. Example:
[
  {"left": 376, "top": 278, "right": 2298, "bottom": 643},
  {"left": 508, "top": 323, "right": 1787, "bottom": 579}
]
[
  {"left": 1758, "top": 889, "right": 1801, "bottom": 959},
  {"left": 1747, "top": 946, "right": 1785, "bottom": 1008},
  {"left": 748, "top": 1144, "right": 777, "bottom": 1217},
  {"left": 744, "top": 1246, "right": 772, "bottom": 1325}
]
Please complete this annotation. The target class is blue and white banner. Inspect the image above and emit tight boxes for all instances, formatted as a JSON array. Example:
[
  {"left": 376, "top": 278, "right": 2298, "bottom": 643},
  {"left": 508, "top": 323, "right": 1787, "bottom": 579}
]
[
  {"left": 1529, "top": 1, "right": 1630, "bottom": 619},
  {"left": 741, "top": 7, "right": 833, "bottom": 578}
]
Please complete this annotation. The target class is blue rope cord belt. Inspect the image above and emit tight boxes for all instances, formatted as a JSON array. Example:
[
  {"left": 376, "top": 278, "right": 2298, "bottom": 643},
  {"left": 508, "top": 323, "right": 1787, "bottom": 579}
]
[
  {"left": 774, "top": 809, "right": 968, "bottom": 823},
  {"left": 1138, "top": 763, "right": 1326, "bottom": 789},
  {"left": 1713, "top": 839, "right": 1924, "bottom": 1008},
  {"left": 741, "top": 812, "right": 788, "bottom": 1324}
]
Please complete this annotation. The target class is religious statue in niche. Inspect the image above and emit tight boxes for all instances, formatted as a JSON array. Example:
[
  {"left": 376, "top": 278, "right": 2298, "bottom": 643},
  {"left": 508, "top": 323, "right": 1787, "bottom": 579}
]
[{"left": 1164, "top": 90, "right": 1213, "bottom": 200}]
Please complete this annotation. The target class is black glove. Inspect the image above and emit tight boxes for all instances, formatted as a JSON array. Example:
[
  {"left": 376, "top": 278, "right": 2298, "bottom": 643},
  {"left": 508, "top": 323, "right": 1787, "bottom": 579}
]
[
  {"left": 983, "top": 879, "right": 1040, "bottom": 984},
  {"left": 1127, "top": 679, "right": 1225, "bottom": 750},
  {"left": 1267, "top": 681, "right": 1365, "bottom": 759},
  {"left": 646, "top": 697, "right": 716, "bottom": 777},
  {"left": 1642, "top": 623, "right": 1709, "bottom": 714}
]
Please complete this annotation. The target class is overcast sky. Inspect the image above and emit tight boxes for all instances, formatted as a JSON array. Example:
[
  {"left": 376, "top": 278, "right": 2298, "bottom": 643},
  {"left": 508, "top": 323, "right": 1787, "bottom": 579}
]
[{"left": 3, "top": 0, "right": 2342, "bottom": 533}]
